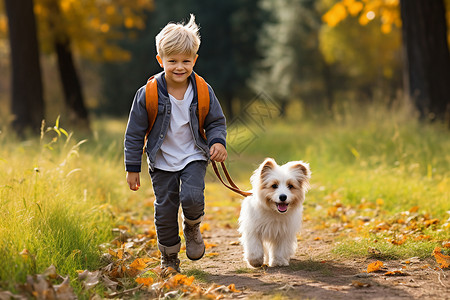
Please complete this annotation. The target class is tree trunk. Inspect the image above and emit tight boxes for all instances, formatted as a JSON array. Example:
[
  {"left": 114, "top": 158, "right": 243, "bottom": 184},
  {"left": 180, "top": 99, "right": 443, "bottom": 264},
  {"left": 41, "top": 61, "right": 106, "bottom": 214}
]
[
  {"left": 400, "top": 0, "right": 450, "bottom": 123},
  {"left": 5, "top": 0, "right": 45, "bottom": 136},
  {"left": 46, "top": 0, "right": 90, "bottom": 131},
  {"left": 55, "top": 39, "right": 90, "bottom": 131}
]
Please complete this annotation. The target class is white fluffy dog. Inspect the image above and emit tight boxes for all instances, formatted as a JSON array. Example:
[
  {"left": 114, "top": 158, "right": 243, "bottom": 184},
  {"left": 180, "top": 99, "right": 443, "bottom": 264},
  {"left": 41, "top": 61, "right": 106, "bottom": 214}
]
[{"left": 238, "top": 158, "right": 311, "bottom": 267}]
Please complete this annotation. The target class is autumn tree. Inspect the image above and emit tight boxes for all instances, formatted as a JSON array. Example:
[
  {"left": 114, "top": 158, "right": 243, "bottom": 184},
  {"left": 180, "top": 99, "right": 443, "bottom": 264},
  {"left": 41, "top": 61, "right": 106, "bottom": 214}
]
[
  {"left": 101, "top": 0, "right": 265, "bottom": 119},
  {"left": 4, "top": 0, "right": 45, "bottom": 135},
  {"left": 320, "top": 0, "right": 403, "bottom": 107},
  {"left": 251, "top": 0, "right": 336, "bottom": 115},
  {"left": 33, "top": 0, "right": 153, "bottom": 131},
  {"left": 322, "top": 0, "right": 450, "bottom": 123},
  {"left": 400, "top": 0, "right": 450, "bottom": 122}
]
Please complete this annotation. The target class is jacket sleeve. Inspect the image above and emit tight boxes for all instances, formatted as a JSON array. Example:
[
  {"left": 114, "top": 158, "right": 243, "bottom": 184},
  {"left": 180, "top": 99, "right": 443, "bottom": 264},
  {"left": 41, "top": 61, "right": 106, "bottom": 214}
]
[
  {"left": 204, "top": 85, "right": 227, "bottom": 148},
  {"left": 124, "top": 86, "right": 148, "bottom": 172}
]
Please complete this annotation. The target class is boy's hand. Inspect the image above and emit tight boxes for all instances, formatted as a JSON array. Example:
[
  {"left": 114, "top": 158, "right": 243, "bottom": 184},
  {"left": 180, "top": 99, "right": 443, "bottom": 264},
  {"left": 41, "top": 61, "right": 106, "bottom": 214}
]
[
  {"left": 210, "top": 143, "right": 227, "bottom": 162},
  {"left": 126, "top": 172, "right": 141, "bottom": 191}
]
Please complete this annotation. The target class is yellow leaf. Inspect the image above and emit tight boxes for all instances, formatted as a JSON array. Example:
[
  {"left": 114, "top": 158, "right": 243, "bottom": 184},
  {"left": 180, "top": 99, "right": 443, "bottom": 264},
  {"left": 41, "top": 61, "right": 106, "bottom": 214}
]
[
  {"left": 205, "top": 242, "right": 218, "bottom": 249},
  {"left": 227, "top": 283, "right": 241, "bottom": 293},
  {"left": 424, "top": 219, "right": 439, "bottom": 227},
  {"left": 136, "top": 277, "right": 153, "bottom": 286},
  {"left": 367, "top": 260, "right": 383, "bottom": 273},
  {"left": 384, "top": 270, "right": 407, "bottom": 276},
  {"left": 432, "top": 247, "right": 450, "bottom": 269},
  {"left": 347, "top": 1, "right": 364, "bottom": 16},
  {"left": 117, "top": 249, "right": 124, "bottom": 259},
  {"left": 376, "top": 198, "right": 384, "bottom": 206},
  {"left": 129, "top": 258, "right": 149, "bottom": 270},
  {"left": 200, "top": 223, "right": 210, "bottom": 233}
]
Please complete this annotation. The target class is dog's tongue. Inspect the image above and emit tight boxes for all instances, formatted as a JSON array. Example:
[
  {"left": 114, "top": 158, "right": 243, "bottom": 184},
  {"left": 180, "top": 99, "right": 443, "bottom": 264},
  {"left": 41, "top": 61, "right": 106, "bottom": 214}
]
[{"left": 277, "top": 203, "right": 288, "bottom": 212}]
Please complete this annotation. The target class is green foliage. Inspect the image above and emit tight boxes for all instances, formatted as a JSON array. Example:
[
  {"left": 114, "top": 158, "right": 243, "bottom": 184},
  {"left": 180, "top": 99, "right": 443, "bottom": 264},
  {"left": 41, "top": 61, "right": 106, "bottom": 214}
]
[
  {"left": 100, "top": 0, "right": 266, "bottom": 117},
  {"left": 0, "top": 118, "right": 133, "bottom": 291},
  {"left": 226, "top": 99, "right": 450, "bottom": 215}
]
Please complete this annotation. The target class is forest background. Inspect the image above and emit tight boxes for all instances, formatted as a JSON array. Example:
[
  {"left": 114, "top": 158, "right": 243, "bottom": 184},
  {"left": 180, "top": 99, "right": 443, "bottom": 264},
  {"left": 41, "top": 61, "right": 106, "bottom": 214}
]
[
  {"left": 0, "top": 0, "right": 450, "bottom": 299},
  {"left": 1, "top": 0, "right": 450, "bottom": 131}
]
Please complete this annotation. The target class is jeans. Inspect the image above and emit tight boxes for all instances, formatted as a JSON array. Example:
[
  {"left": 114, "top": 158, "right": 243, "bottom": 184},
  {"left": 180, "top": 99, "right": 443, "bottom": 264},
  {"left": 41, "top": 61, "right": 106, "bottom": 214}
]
[{"left": 150, "top": 160, "right": 207, "bottom": 247}]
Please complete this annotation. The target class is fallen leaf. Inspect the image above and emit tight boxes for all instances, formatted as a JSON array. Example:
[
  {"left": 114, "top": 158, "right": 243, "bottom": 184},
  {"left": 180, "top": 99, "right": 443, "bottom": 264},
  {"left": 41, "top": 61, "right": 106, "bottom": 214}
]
[
  {"left": 204, "top": 242, "right": 218, "bottom": 249},
  {"left": 367, "top": 261, "right": 383, "bottom": 273},
  {"left": 227, "top": 283, "right": 241, "bottom": 293},
  {"left": 432, "top": 247, "right": 450, "bottom": 269},
  {"left": 200, "top": 223, "right": 210, "bottom": 233},
  {"left": 368, "top": 247, "right": 381, "bottom": 256},
  {"left": 54, "top": 276, "right": 76, "bottom": 300},
  {"left": 409, "top": 206, "right": 419, "bottom": 213},
  {"left": 442, "top": 241, "right": 450, "bottom": 248},
  {"left": 229, "top": 241, "right": 240, "bottom": 246},
  {"left": 424, "top": 219, "right": 439, "bottom": 227},
  {"left": 314, "top": 237, "right": 322, "bottom": 241},
  {"left": 350, "top": 280, "right": 371, "bottom": 288},
  {"left": 135, "top": 277, "right": 153, "bottom": 286},
  {"left": 384, "top": 270, "right": 408, "bottom": 276},
  {"left": 78, "top": 270, "right": 101, "bottom": 290},
  {"left": 129, "top": 258, "right": 149, "bottom": 270}
]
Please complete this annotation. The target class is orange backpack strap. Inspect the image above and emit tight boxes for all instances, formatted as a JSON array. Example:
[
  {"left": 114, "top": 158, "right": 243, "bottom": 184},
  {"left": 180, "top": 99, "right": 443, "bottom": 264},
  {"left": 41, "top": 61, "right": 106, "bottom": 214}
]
[
  {"left": 143, "top": 73, "right": 210, "bottom": 152},
  {"left": 143, "top": 76, "right": 158, "bottom": 151},
  {"left": 195, "top": 73, "right": 210, "bottom": 140}
]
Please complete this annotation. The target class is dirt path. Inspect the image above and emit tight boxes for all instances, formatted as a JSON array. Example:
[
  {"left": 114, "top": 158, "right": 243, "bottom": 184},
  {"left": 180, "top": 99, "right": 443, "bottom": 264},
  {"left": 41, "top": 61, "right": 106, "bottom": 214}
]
[{"left": 183, "top": 221, "right": 450, "bottom": 300}]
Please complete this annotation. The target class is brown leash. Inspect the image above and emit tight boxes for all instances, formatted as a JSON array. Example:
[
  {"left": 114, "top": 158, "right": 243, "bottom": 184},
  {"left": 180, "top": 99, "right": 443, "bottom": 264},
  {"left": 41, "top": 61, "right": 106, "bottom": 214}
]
[{"left": 211, "top": 161, "right": 253, "bottom": 197}]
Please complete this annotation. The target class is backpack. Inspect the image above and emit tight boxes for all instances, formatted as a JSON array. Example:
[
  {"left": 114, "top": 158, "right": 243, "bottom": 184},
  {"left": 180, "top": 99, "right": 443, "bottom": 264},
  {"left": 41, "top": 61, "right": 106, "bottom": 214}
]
[{"left": 144, "top": 73, "right": 210, "bottom": 148}]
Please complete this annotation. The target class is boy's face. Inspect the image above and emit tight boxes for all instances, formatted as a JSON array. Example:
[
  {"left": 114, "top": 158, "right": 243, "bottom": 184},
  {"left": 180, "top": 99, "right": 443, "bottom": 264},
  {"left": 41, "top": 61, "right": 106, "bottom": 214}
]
[{"left": 156, "top": 53, "right": 198, "bottom": 87}]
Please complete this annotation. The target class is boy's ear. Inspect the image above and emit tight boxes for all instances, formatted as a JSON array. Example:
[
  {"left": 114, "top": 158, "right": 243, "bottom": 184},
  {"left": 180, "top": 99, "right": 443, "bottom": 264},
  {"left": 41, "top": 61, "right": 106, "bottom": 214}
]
[{"left": 156, "top": 55, "right": 163, "bottom": 67}]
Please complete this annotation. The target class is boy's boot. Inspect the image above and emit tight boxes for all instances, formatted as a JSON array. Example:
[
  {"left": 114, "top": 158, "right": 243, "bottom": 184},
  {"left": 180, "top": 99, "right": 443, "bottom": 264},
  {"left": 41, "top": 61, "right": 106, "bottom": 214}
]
[
  {"left": 158, "top": 242, "right": 181, "bottom": 273},
  {"left": 183, "top": 215, "right": 205, "bottom": 260}
]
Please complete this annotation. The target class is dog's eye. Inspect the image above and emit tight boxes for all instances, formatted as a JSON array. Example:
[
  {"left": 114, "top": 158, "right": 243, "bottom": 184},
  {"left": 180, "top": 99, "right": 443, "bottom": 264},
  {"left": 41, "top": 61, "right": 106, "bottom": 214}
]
[
  {"left": 271, "top": 184, "right": 278, "bottom": 189},
  {"left": 288, "top": 184, "right": 294, "bottom": 189}
]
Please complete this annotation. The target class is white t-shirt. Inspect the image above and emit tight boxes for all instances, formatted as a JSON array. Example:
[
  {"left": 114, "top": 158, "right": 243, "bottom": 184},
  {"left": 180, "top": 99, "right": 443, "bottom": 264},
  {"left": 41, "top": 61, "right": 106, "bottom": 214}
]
[{"left": 154, "top": 83, "right": 207, "bottom": 171}]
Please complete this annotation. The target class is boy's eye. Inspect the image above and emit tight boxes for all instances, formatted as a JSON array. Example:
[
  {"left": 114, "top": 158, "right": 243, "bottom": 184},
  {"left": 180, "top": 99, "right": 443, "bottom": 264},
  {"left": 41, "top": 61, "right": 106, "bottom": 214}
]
[{"left": 271, "top": 184, "right": 278, "bottom": 189}]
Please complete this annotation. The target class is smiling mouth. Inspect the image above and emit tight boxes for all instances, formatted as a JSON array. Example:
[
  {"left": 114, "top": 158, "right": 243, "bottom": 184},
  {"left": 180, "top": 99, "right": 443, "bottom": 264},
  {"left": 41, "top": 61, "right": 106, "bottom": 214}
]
[{"left": 276, "top": 203, "right": 288, "bottom": 213}]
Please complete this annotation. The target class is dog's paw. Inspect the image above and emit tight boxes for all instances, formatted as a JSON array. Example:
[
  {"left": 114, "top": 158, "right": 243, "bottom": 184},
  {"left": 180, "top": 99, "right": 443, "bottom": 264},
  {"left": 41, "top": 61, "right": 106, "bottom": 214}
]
[
  {"left": 247, "top": 256, "right": 264, "bottom": 268},
  {"left": 268, "top": 257, "right": 289, "bottom": 267}
]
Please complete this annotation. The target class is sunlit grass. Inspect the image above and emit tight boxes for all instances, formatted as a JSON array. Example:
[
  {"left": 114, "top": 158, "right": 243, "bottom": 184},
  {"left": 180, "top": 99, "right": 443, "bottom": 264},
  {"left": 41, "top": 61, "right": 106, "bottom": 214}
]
[
  {"left": 0, "top": 119, "right": 150, "bottom": 293},
  {"left": 0, "top": 100, "right": 449, "bottom": 293},
  {"left": 225, "top": 101, "right": 449, "bottom": 258}
]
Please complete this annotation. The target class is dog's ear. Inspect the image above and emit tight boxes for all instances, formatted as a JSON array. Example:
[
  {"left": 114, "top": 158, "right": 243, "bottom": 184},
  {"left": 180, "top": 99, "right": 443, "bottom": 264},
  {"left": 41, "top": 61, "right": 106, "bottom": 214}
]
[
  {"left": 260, "top": 158, "right": 276, "bottom": 178},
  {"left": 286, "top": 161, "right": 311, "bottom": 180},
  {"left": 292, "top": 161, "right": 311, "bottom": 179},
  {"left": 289, "top": 161, "right": 311, "bottom": 191}
]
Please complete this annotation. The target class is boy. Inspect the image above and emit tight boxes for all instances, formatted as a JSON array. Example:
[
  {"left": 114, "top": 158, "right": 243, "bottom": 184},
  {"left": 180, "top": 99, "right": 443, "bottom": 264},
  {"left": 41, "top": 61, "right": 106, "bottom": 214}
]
[{"left": 124, "top": 14, "right": 227, "bottom": 273}]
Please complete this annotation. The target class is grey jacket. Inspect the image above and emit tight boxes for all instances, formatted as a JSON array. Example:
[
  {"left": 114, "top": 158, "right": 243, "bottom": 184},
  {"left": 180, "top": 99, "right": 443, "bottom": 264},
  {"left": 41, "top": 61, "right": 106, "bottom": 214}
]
[{"left": 124, "top": 71, "right": 227, "bottom": 172}]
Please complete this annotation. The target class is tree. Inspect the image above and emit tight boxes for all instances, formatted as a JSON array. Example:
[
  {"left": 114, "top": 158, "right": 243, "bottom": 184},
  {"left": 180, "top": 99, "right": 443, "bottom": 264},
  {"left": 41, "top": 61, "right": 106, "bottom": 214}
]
[
  {"left": 42, "top": 0, "right": 89, "bottom": 130},
  {"left": 400, "top": 0, "right": 450, "bottom": 122},
  {"left": 34, "top": 0, "right": 153, "bottom": 130},
  {"left": 100, "top": 0, "right": 265, "bottom": 119},
  {"left": 251, "top": 0, "right": 335, "bottom": 115},
  {"left": 320, "top": 0, "right": 403, "bottom": 108},
  {"left": 4, "top": 0, "right": 45, "bottom": 135},
  {"left": 322, "top": 0, "right": 450, "bottom": 123}
]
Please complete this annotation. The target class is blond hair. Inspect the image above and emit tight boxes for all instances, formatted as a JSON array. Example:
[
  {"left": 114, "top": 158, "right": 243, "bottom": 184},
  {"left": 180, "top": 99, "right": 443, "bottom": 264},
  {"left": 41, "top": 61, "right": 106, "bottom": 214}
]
[{"left": 155, "top": 14, "right": 200, "bottom": 57}]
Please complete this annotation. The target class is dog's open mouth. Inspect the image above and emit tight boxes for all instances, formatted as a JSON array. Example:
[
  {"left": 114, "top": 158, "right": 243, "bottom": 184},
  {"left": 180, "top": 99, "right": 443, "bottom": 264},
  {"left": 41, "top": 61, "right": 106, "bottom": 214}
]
[{"left": 276, "top": 203, "right": 288, "bottom": 213}]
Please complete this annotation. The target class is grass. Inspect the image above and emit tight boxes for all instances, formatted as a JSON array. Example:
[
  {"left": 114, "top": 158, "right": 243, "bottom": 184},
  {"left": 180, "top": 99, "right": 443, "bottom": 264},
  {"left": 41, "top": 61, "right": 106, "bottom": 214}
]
[
  {"left": 0, "top": 119, "right": 150, "bottom": 293},
  {"left": 0, "top": 100, "right": 449, "bottom": 294}
]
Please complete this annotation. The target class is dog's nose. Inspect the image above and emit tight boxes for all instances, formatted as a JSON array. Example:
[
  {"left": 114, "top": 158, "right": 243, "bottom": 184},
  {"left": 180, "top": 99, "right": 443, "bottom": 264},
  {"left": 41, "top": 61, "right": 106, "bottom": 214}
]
[{"left": 279, "top": 194, "right": 287, "bottom": 201}]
